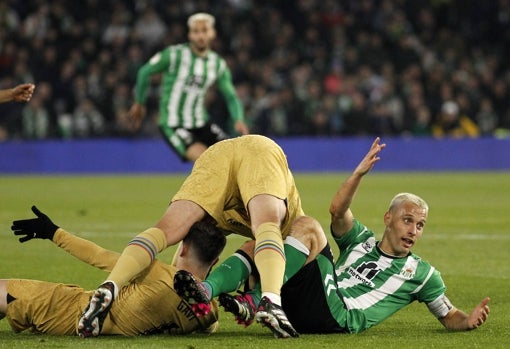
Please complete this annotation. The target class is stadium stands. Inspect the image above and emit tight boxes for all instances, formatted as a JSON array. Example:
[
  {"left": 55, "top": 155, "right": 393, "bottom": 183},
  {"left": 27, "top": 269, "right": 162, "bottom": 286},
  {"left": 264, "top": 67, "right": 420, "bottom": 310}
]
[{"left": 0, "top": 0, "right": 509, "bottom": 140}]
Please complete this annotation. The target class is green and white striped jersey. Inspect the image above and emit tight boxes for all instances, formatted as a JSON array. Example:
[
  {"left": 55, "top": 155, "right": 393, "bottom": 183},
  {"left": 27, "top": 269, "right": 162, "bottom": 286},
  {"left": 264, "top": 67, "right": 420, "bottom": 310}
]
[
  {"left": 331, "top": 219, "right": 446, "bottom": 333},
  {"left": 135, "top": 43, "right": 243, "bottom": 129}
]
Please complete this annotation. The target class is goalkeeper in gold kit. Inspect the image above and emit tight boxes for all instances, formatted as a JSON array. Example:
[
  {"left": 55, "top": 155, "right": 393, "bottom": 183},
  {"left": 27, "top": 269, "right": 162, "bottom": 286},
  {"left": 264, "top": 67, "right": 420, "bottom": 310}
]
[{"left": 1, "top": 206, "right": 225, "bottom": 336}]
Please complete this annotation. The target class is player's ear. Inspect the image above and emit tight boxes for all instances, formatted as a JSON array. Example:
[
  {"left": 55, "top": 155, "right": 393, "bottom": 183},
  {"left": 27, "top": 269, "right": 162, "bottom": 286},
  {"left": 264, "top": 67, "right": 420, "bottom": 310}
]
[
  {"left": 383, "top": 211, "right": 391, "bottom": 225},
  {"left": 178, "top": 242, "right": 188, "bottom": 257},
  {"left": 209, "top": 28, "right": 216, "bottom": 40}
]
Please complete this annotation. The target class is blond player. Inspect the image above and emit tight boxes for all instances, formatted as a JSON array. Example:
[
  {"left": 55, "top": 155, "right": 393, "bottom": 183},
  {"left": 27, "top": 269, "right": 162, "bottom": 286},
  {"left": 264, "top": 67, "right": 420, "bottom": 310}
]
[{"left": 129, "top": 12, "right": 248, "bottom": 162}]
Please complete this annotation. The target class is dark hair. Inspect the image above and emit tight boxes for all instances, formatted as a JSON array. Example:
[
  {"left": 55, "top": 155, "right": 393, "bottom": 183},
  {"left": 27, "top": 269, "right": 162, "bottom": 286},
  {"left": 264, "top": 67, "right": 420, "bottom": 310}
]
[{"left": 183, "top": 221, "right": 226, "bottom": 265}]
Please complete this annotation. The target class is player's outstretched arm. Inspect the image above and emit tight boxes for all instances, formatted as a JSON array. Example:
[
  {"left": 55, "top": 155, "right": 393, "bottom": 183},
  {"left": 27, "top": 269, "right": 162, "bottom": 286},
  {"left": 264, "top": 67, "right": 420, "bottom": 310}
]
[
  {"left": 439, "top": 297, "right": 490, "bottom": 330},
  {"left": 330, "top": 137, "right": 386, "bottom": 238},
  {"left": 11, "top": 206, "right": 120, "bottom": 271}
]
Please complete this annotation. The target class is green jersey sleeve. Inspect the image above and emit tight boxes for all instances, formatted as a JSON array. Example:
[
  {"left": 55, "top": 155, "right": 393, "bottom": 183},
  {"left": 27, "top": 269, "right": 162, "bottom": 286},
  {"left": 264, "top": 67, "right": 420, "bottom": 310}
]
[
  {"left": 416, "top": 267, "right": 447, "bottom": 303},
  {"left": 135, "top": 48, "right": 172, "bottom": 104},
  {"left": 216, "top": 64, "right": 244, "bottom": 122}
]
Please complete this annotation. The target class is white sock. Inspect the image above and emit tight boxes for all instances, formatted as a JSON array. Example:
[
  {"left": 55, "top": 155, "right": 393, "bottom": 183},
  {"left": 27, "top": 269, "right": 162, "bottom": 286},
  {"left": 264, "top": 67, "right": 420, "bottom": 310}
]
[{"left": 261, "top": 292, "right": 281, "bottom": 306}]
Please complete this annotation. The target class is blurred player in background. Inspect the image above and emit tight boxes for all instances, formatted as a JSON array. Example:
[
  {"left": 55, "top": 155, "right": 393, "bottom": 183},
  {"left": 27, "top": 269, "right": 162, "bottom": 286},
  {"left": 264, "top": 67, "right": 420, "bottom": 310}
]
[
  {"left": 176, "top": 137, "right": 490, "bottom": 334},
  {"left": 128, "top": 12, "right": 249, "bottom": 162},
  {"left": 2, "top": 206, "right": 225, "bottom": 336},
  {"left": 78, "top": 135, "right": 302, "bottom": 339},
  {"left": 0, "top": 83, "right": 35, "bottom": 104},
  {"left": 432, "top": 101, "right": 480, "bottom": 138}
]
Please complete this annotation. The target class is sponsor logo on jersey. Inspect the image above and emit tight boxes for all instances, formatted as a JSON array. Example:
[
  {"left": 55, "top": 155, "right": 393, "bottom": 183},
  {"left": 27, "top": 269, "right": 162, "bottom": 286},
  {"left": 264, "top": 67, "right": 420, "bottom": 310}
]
[
  {"left": 347, "top": 261, "right": 381, "bottom": 288},
  {"left": 359, "top": 234, "right": 376, "bottom": 253},
  {"left": 185, "top": 74, "right": 204, "bottom": 91},
  {"left": 361, "top": 240, "right": 374, "bottom": 252}
]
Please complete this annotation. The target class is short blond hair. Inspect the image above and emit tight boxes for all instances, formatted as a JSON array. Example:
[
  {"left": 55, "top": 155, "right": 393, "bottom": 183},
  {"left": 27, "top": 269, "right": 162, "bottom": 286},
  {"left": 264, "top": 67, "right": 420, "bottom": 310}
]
[
  {"left": 388, "top": 192, "right": 429, "bottom": 213},
  {"left": 187, "top": 13, "right": 215, "bottom": 28}
]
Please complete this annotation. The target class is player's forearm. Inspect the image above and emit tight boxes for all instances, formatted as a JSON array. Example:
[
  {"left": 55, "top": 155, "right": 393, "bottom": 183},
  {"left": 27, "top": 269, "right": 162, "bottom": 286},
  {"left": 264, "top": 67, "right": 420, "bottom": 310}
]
[
  {"left": 330, "top": 174, "right": 362, "bottom": 219},
  {"left": 134, "top": 65, "right": 153, "bottom": 104},
  {"left": 229, "top": 103, "right": 244, "bottom": 122},
  {"left": 329, "top": 174, "right": 361, "bottom": 236},
  {"left": 53, "top": 228, "right": 120, "bottom": 271},
  {"left": 0, "top": 89, "right": 14, "bottom": 103},
  {"left": 221, "top": 86, "right": 244, "bottom": 122}
]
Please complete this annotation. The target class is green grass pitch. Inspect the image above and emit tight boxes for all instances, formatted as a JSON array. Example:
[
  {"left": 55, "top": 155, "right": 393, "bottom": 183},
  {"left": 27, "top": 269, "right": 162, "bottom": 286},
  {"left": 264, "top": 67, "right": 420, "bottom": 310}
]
[{"left": 0, "top": 172, "right": 508, "bottom": 349}]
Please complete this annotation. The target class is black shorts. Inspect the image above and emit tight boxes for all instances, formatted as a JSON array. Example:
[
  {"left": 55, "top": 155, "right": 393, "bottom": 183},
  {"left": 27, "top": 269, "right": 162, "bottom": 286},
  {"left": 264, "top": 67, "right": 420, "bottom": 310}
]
[
  {"left": 281, "top": 244, "right": 346, "bottom": 333},
  {"left": 159, "top": 122, "right": 229, "bottom": 161}
]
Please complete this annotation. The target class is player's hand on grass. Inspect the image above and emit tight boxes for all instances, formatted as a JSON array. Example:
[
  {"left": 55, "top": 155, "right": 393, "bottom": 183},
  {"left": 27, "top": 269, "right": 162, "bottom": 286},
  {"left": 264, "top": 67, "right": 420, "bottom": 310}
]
[
  {"left": 11, "top": 205, "right": 59, "bottom": 242},
  {"left": 467, "top": 297, "right": 490, "bottom": 329}
]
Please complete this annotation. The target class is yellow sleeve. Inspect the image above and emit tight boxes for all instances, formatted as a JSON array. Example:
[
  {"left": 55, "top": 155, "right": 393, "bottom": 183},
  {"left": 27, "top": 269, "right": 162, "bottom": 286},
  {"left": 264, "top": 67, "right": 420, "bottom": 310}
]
[
  {"left": 459, "top": 117, "right": 480, "bottom": 137},
  {"left": 53, "top": 228, "right": 120, "bottom": 272}
]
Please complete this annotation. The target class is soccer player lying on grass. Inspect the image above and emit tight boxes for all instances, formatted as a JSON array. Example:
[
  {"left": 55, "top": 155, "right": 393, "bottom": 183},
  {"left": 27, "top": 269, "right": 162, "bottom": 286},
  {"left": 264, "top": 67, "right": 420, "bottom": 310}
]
[
  {"left": 175, "top": 137, "right": 490, "bottom": 334},
  {"left": 1, "top": 206, "right": 225, "bottom": 336},
  {"left": 78, "top": 135, "right": 305, "bottom": 339}
]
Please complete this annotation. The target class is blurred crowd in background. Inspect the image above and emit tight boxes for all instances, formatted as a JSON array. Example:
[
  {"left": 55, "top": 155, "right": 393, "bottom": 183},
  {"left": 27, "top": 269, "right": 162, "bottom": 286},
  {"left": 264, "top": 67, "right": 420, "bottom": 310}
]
[{"left": 1, "top": 0, "right": 510, "bottom": 140}]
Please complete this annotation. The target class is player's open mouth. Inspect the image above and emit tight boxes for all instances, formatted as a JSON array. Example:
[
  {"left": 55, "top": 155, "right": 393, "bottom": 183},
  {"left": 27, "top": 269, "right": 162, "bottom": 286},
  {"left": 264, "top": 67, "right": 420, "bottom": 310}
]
[{"left": 402, "top": 238, "right": 414, "bottom": 248}]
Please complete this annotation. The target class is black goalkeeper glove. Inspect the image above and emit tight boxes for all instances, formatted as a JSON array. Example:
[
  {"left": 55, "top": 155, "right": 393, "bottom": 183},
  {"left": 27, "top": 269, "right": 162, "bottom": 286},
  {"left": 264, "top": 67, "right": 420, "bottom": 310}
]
[{"left": 11, "top": 205, "right": 59, "bottom": 243}]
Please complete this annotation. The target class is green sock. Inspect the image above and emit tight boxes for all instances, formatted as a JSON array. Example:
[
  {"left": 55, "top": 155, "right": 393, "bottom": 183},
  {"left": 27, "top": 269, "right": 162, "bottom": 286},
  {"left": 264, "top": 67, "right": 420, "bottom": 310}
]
[
  {"left": 283, "top": 236, "right": 309, "bottom": 282},
  {"left": 205, "top": 250, "right": 252, "bottom": 299},
  {"left": 246, "top": 282, "right": 261, "bottom": 306}
]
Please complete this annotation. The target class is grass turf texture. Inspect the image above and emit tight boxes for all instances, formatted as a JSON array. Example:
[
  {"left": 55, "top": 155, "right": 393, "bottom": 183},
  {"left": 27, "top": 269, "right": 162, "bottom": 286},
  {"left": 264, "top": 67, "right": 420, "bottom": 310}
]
[{"left": 0, "top": 172, "right": 508, "bottom": 349}]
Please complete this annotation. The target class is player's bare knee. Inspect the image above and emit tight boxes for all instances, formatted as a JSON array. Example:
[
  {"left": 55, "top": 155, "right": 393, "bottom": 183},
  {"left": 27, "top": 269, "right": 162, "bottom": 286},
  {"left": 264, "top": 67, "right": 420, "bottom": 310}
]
[
  {"left": 289, "top": 216, "right": 327, "bottom": 256},
  {"left": 248, "top": 195, "right": 287, "bottom": 229}
]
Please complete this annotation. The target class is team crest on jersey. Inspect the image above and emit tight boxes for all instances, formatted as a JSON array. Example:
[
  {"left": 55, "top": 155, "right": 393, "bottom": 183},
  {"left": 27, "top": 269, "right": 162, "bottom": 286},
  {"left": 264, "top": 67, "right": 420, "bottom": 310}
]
[{"left": 400, "top": 260, "right": 417, "bottom": 279}]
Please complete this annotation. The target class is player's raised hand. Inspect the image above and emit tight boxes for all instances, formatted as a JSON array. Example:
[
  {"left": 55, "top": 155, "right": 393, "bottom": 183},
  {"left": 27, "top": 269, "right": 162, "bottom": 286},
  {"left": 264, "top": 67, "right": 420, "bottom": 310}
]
[
  {"left": 11, "top": 205, "right": 59, "bottom": 242},
  {"left": 353, "top": 137, "right": 386, "bottom": 177}
]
